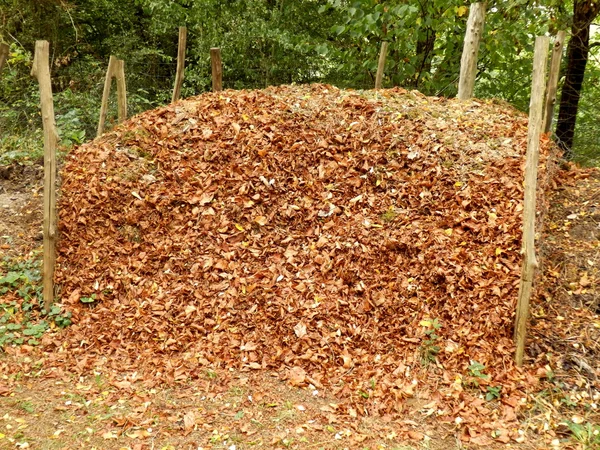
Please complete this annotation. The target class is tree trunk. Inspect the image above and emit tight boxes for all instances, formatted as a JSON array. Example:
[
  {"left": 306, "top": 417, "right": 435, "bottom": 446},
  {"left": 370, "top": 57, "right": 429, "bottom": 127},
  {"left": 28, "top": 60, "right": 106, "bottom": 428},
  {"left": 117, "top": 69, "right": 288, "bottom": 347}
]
[
  {"left": 555, "top": 0, "right": 600, "bottom": 159},
  {"left": 414, "top": 27, "right": 436, "bottom": 89}
]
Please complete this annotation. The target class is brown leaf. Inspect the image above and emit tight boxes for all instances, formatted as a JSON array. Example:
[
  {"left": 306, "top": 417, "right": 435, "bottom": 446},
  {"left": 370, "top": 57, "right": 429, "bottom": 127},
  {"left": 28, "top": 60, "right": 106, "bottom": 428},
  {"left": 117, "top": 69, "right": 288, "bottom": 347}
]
[
  {"left": 287, "top": 366, "right": 307, "bottom": 387},
  {"left": 183, "top": 411, "right": 195, "bottom": 433}
]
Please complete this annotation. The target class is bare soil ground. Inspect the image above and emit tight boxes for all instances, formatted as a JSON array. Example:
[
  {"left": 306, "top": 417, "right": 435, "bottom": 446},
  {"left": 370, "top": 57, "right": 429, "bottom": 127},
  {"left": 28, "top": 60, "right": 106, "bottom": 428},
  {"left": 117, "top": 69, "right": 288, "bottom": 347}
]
[
  {"left": 0, "top": 163, "right": 598, "bottom": 450},
  {"left": 0, "top": 163, "right": 43, "bottom": 258}
]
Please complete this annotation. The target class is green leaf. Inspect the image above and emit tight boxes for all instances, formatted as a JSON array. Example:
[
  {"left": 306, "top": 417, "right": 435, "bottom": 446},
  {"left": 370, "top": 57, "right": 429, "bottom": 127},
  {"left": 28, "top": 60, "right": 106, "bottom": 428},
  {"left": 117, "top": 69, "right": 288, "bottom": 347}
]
[
  {"left": 80, "top": 294, "right": 96, "bottom": 303},
  {"left": 0, "top": 272, "right": 22, "bottom": 286},
  {"left": 332, "top": 25, "right": 346, "bottom": 35}
]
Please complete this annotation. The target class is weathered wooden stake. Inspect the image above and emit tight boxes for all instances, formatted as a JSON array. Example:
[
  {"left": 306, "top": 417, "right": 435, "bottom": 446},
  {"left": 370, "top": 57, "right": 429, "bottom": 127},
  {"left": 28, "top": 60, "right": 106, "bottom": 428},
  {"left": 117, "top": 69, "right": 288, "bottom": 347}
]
[
  {"left": 210, "top": 48, "right": 223, "bottom": 92},
  {"left": 97, "top": 56, "right": 127, "bottom": 137},
  {"left": 0, "top": 43, "right": 9, "bottom": 74},
  {"left": 543, "top": 31, "right": 566, "bottom": 133},
  {"left": 31, "top": 41, "right": 58, "bottom": 314},
  {"left": 514, "top": 36, "right": 550, "bottom": 367},
  {"left": 115, "top": 59, "right": 127, "bottom": 122},
  {"left": 97, "top": 56, "right": 118, "bottom": 137},
  {"left": 172, "top": 26, "right": 187, "bottom": 102},
  {"left": 375, "top": 41, "right": 389, "bottom": 90},
  {"left": 457, "top": 2, "right": 486, "bottom": 100}
]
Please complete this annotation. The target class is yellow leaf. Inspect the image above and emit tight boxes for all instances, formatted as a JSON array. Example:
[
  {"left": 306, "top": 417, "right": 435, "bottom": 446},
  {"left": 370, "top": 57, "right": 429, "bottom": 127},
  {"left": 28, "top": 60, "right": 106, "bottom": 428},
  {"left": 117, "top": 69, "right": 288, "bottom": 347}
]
[
  {"left": 495, "top": 248, "right": 503, "bottom": 256},
  {"left": 102, "top": 431, "right": 118, "bottom": 439},
  {"left": 457, "top": 5, "right": 468, "bottom": 16},
  {"left": 419, "top": 320, "right": 432, "bottom": 327},
  {"left": 0, "top": 433, "right": 5, "bottom": 439},
  {"left": 454, "top": 181, "right": 463, "bottom": 187},
  {"left": 235, "top": 223, "right": 245, "bottom": 231},
  {"left": 444, "top": 228, "right": 453, "bottom": 236}
]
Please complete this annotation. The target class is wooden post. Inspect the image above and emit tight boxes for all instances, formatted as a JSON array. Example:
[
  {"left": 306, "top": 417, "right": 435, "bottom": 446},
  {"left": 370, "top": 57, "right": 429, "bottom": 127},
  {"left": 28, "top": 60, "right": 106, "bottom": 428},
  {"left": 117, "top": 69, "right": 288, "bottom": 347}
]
[
  {"left": 172, "top": 26, "right": 187, "bottom": 102},
  {"left": 514, "top": 36, "right": 550, "bottom": 367},
  {"left": 543, "top": 31, "right": 566, "bottom": 133},
  {"left": 375, "top": 41, "right": 389, "bottom": 90},
  {"left": 457, "top": 2, "right": 486, "bottom": 100},
  {"left": 115, "top": 59, "right": 127, "bottom": 122},
  {"left": 210, "top": 48, "right": 223, "bottom": 92},
  {"left": 97, "top": 56, "right": 127, "bottom": 137},
  {"left": 31, "top": 41, "right": 58, "bottom": 314},
  {"left": 0, "top": 43, "right": 9, "bottom": 74},
  {"left": 97, "top": 56, "right": 117, "bottom": 137}
]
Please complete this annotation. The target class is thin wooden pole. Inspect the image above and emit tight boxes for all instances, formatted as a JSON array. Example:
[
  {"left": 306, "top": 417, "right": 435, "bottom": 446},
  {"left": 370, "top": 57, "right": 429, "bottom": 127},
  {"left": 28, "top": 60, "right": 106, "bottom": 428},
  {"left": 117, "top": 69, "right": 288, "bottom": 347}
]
[
  {"left": 543, "top": 31, "right": 566, "bottom": 133},
  {"left": 514, "top": 36, "right": 550, "bottom": 367},
  {"left": 30, "top": 41, "right": 58, "bottom": 314},
  {"left": 97, "top": 56, "right": 118, "bottom": 137},
  {"left": 375, "top": 41, "right": 389, "bottom": 90},
  {"left": 457, "top": 2, "right": 487, "bottom": 100},
  {"left": 115, "top": 58, "right": 127, "bottom": 123},
  {"left": 0, "top": 43, "right": 9, "bottom": 75},
  {"left": 172, "top": 26, "right": 187, "bottom": 102},
  {"left": 210, "top": 48, "right": 223, "bottom": 92}
]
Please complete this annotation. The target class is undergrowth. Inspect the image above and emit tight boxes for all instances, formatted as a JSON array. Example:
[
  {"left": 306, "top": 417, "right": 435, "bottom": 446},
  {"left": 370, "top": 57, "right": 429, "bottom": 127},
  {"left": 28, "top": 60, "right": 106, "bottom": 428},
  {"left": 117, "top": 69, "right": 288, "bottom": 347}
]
[{"left": 0, "top": 253, "right": 72, "bottom": 348}]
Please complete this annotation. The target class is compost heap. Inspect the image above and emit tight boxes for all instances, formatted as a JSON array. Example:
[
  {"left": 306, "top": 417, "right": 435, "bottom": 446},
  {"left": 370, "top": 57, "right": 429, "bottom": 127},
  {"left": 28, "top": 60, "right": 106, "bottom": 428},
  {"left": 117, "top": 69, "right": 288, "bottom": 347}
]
[{"left": 54, "top": 84, "right": 554, "bottom": 419}]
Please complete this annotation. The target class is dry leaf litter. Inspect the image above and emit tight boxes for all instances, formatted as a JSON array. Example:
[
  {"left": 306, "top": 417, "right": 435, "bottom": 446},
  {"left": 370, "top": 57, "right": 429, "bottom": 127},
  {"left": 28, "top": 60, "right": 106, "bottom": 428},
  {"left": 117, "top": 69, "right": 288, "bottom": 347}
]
[{"left": 46, "top": 84, "right": 557, "bottom": 442}]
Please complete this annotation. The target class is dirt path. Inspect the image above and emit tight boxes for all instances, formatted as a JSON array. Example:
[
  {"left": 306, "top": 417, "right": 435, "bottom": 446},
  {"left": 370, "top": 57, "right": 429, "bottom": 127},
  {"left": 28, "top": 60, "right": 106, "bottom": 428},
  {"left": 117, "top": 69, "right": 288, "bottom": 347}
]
[
  {"left": 0, "top": 163, "right": 599, "bottom": 449},
  {"left": 0, "top": 163, "right": 43, "bottom": 258}
]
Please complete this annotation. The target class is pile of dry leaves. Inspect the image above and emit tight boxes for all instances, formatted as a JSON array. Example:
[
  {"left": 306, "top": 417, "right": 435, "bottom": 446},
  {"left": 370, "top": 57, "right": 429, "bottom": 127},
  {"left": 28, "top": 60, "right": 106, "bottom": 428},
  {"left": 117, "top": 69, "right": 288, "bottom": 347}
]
[{"left": 49, "top": 84, "right": 556, "bottom": 441}]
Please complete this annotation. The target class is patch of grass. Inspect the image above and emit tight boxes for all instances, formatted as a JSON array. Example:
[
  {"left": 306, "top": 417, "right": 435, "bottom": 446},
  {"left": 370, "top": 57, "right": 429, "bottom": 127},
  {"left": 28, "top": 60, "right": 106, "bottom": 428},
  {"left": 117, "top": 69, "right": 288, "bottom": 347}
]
[
  {"left": 567, "top": 419, "right": 600, "bottom": 449},
  {"left": 229, "top": 385, "right": 246, "bottom": 397},
  {"left": 16, "top": 400, "right": 35, "bottom": 413},
  {"left": 205, "top": 369, "right": 218, "bottom": 380},
  {"left": 273, "top": 402, "right": 296, "bottom": 423}
]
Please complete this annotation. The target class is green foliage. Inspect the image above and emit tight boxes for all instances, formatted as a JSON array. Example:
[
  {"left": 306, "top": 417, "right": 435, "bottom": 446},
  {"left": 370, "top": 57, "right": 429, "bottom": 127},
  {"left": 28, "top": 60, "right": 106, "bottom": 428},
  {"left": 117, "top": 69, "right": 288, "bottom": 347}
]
[
  {"left": 572, "top": 40, "right": 600, "bottom": 166},
  {"left": 17, "top": 400, "right": 35, "bottom": 414},
  {"left": 420, "top": 318, "right": 442, "bottom": 364},
  {"left": 566, "top": 420, "right": 600, "bottom": 448},
  {"left": 0, "top": 0, "right": 597, "bottom": 163},
  {"left": 0, "top": 256, "right": 72, "bottom": 348},
  {"left": 80, "top": 294, "right": 97, "bottom": 304},
  {"left": 463, "top": 360, "right": 493, "bottom": 391},
  {"left": 467, "top": 360, "right": 489, "bottom": 380},
  {"left": 485, "top": 385, "right": 502, "bottom": 401}
]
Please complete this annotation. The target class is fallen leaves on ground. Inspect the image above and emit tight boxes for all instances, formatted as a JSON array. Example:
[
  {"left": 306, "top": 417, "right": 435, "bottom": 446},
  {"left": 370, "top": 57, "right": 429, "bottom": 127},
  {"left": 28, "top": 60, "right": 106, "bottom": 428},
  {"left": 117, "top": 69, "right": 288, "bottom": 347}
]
[{"left": 526, "top": 166, "right": 600, "bottom": 444}]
